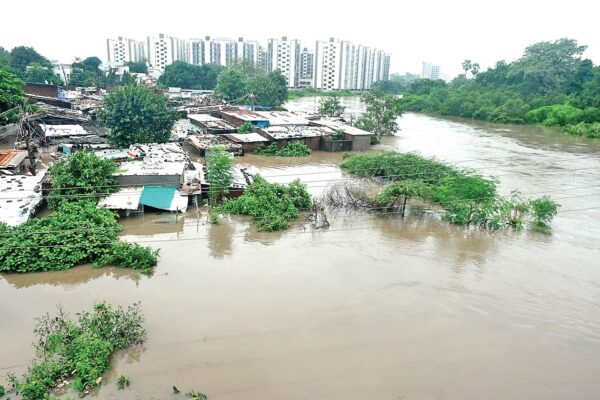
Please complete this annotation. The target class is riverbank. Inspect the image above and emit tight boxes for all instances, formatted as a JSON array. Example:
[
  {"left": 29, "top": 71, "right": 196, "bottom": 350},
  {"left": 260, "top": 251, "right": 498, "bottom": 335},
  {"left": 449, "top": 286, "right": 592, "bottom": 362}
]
[{"left": 287, "top": 88, "right": 361, "bottom": 100}]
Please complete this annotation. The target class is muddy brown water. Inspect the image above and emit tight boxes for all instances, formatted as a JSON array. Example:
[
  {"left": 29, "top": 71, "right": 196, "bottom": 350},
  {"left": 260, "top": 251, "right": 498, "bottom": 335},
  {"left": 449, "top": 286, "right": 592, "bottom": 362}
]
[{"left": 1, "top": 97, "right": 600, "bottom": 399}]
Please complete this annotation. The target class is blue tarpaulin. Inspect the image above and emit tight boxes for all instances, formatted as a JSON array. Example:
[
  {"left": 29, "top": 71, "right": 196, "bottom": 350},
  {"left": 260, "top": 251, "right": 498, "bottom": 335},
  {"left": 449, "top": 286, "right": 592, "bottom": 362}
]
[{"left": 140, "top": 186, "right": 176, "bottom": 210}]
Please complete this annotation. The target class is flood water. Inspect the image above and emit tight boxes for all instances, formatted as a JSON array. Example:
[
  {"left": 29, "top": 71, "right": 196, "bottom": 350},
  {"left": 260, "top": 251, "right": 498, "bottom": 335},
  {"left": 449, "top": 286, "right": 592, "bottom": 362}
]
[{"left": 2, "top": 97, "right": 600, "bottom": 399}]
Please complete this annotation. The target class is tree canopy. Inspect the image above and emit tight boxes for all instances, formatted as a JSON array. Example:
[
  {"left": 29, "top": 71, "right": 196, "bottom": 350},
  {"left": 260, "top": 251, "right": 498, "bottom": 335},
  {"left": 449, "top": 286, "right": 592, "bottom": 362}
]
[
  {"left": 98, "top": 84, "right": 177, "bottom": 147},
  {"left": 318, "top": 95, "right": 346, "bottom": 117},
  {"left": 158, "top": 61, "right": 223, "bottom": 89},
  {"left": 0, "top": 67, "right": 26, "bottom": 123},
  {"left": 355, "top": 89, "right": 403, "bottom": 136},
  {"left": 215, "top": 63, "right": 288, "bottom": 107},
  {"left": 125, "top": 59, "right": 149, "bottom": 74},
  {"left": 400, "top": 38, "right": 600, "bottom": 138}
]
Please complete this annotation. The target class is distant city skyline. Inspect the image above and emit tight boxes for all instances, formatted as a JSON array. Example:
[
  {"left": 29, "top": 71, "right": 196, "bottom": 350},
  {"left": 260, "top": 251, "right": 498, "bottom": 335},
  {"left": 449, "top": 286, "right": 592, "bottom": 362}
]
[{"left": 1, "top": 0, "right": 599, "bottom": 78}]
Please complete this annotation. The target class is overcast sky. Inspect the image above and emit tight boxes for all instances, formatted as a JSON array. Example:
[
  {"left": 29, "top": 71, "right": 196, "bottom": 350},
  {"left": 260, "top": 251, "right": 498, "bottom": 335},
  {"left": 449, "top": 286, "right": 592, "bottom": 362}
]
[{"left": 1, "top": 0, "right": 598, "bottom": 77}]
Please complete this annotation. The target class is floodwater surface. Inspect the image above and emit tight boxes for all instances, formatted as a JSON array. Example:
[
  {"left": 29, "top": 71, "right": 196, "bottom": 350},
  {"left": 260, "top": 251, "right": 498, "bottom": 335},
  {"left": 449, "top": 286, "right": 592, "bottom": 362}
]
[{"left": 1, "top": 97, "right": 600, "bottom": 399}]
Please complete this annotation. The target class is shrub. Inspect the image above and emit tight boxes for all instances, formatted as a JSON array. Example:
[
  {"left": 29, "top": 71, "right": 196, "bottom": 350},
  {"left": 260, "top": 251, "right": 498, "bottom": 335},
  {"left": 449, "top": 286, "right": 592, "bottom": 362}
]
[
  {"left": 562, "top": 122, "right": 600, "bottom": 138},
  {"left": 254, "top": 142, "right": 311, "bottom": 157},
  {"left": 238, "top": 121, "right": 253, "bottom": 133},
  {"left": 93, "top": 242, "right": 159, "bottom": 273},
  {"left": 9, "top": 303, "right": 146, "bottom": 399},
  {"left": 219, "top": 175, "right": 311, "bottom": 231}
]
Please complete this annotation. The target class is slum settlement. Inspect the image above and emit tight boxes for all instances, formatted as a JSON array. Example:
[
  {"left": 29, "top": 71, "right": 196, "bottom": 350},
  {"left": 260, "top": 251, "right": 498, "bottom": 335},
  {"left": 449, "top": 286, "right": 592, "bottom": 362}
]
[{"left": 1, "top": 83, "right": 374, "bottom": 225}]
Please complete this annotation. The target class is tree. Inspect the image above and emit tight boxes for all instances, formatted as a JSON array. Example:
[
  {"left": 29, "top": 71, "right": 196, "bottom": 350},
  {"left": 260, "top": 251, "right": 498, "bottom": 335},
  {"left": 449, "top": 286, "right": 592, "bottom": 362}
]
[
  {"left": 318, "top": 95, "right": 346, "bottom": 117},
  {"left": 376, "top": 180, "right": 434, "bottom": 217},
  {"left": 9, "top": 46, "right": 52, "bottom": 72},
  {"left": 215, "top": 67, "right": 247, "bottom": 101},
  {"left": 268, "top": 69, "right": 288, "bottom": 105},
  {"left": 206, "top": 148, "right": 233, "bottom": 205},
  {"left": 462, "top": 59, "right": 472, "bottom": 77},
  {"left": 159, "top": 61, "right": 203, "bottom": 89},
  {"left": 0, "top": 47, "right": 9, "bottom": 67},
  {"left": 470, "top": 63, "right": 480, "bottom": 78},
  {"left": 0, "top": 67, "right": 26, "bottom": 123},
  {"left": 248, "top": 74, "right": 279, "bottom": 107},
  {"left": 125, "top": 59, "right": 148, "bottom": 74},
  {"left": 98, "top": 84, "right": 177, "bottom": 147},
  {"left": 355, "top": 89, "right": 403, "bottom": 136},
  {"left": 23, "top": 62, "right": 61, "bottom": 85},
  {"left": 48, "top": 151, "right": 118, "bottom": 210},
  {"left": 238, "top": 122, "right": 253, "bottom": 133},
  {"left": 70, "top": 56, "right": 104, "bottom": 87}
]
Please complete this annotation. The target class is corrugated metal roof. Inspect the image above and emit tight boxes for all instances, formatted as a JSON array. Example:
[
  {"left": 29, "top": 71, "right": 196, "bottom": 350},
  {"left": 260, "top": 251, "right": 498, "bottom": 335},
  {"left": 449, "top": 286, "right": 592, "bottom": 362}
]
[
  {"left": 223, "top": 133, "right": 269, "bottom": 143},
  {"left": 0, "top": 150, "right": 27, "bottom": 169},
  {"left": 97, "top": 187, "right": 143, "bottom": 210},
  {"left": 220, "top": 109, "right": 269, "bottom": 122}
]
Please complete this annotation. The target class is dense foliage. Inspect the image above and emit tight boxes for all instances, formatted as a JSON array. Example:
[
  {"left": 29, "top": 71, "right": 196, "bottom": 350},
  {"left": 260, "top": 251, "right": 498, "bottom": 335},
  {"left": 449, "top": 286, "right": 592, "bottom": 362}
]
[
  {"left": 254, "top": 142, "right": 312, "bottom": 157},
  {"left": 158, "top": 61, "right": 223, "bottom": 89},
  {"left": 238, "top": 121, "right": 254, "bottom": 133},
  {"left": 69, "top": 57, "right": 104, "bottom": 87},
  {"left": 7, "top": 302, "right": 145, "bottom": 399},
  {"left": 400, "top": 39, "right": 600, "bottom": 138},
  {"left": 99, "top": 84, "right": 177, "bottom": 147},
  {"left": 206, "top": 148, "right": 234, "bottom": 205},
  {"left": 318, "top": 95, "right": 346, "bottom": 117},
  {"left": 0, "top": 66, "right": 26, "bottom": 123},
  {"left": 215, "top": 61, "right": 288, "bottom": 107},
  {"left": 219, "top": 176, "right": 312, "bottom": 231},
  {"left": 341, "top": 152, "right": 559, "bottom": 229},
  {"left": 48, "top": 151, "right": 118, "bottom": 210},
  {"left": 125, "top": 59, "right": 149, "bottom": 74},
  {"left": 355, "top": 89, "right": 403, "bottom": 136},
  {"left": 0, "top": 151, "right": 159, "bottom": 273}
]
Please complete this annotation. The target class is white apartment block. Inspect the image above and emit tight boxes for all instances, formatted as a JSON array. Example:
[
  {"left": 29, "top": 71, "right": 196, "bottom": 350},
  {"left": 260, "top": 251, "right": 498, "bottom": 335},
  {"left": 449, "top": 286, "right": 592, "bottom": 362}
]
[
  {"left": 267, "top": 37, "right": 301, "bottom": 88},
  {"left": 421, "top": 62, "right": 440, "bottom": 80},
  {"left": 314, "top": 38, "right": 388, "bottom": 91},
  {"left": 106, "top": 36, "right": 146, "bottom": 64},
  {"left": 146, "top": 34, "right": 189, "bottom": 71},
  {"left": 237, "top": 38, "right": 260, "bottom": 65},
  {"left": 106, "top": 34, "right": 391, "bottom": 88}
]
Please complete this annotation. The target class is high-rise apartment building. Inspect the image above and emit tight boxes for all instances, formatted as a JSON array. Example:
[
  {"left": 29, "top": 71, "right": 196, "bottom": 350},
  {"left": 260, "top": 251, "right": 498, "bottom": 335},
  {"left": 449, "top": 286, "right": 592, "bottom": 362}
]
[
  {"left": 421, "top": 62, "right": 440, "bottom": 80},
  {"left": 106, "top": 37, "right": 146, "bottom": 64},
  {"left": 267, "top": 37, "right": 301, "bottom": 88},
  {"left": 106, "top": 34, "right": 391, "bottom": 88},
  {"left": 147, "top": 34, "right": 189, "bottom": 71},
  {"left": 298, "top": 48, "right": 314, "bottom": 87}
]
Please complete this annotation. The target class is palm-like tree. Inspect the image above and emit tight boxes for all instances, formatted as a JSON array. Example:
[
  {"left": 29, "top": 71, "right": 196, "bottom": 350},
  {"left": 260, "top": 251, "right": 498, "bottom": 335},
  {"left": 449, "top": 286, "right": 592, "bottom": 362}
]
[
  {"left": 462, "top": 59, "right": 472, "bottom": 77},
  {"left": 470, "top": 63, "right": 480, "bottom": 78}
]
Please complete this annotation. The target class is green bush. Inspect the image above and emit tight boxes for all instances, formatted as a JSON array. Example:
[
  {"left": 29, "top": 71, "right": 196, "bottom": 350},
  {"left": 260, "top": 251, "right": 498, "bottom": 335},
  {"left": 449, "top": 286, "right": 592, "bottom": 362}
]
[
  {"left": 342, "top": 152, "right": 559, "bottom": 229},
  {"left": 93, "top": 242, "right": 159, "bottom": 273},
  {"left": 238, "top": 121, "right": 254, "bottom": 133},
  {"left": 254, "top": 142, "right": 311, "bottom": 157},
  {"left": 562, "top": 122, "right": 600, "bottom": 138},
  {"left": 219, "top": 175, "right": 311, "bottom": 231},
  {"left": 9, "top": 302, "right": 146, "bottom": 399}
]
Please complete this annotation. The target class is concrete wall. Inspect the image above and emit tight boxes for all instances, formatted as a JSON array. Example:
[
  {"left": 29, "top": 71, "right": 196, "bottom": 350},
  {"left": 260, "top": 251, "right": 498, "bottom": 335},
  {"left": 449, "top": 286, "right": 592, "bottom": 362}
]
[
  {"left": 347, "top": 134, "right": 371, "bottom": 152},
  {"left": 272, "top": 136, "right": 322, "bottom": 151},
  {"left": 321, "top": 138, "right": 352, "bottom": 152}
]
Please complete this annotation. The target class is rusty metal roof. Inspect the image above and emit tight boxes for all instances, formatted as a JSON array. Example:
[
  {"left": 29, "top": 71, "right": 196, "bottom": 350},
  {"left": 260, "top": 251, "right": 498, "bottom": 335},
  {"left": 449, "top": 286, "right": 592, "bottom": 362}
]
[{"left": 0, "top": 150, "right": 28, "bottom": 169}]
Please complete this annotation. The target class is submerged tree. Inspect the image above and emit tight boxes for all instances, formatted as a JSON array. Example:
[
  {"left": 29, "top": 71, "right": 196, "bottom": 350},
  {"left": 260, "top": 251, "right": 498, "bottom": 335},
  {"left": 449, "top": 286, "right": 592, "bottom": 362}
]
[
  {"left": 206, "top": 148, "right": 233, "bottom": 206},
  {"left": 318, "top": 95, "right": 346, "bottom": 117},
  {"left": 99, "top": 84, "right": 177, "bottom": 147},
  {"left": 355, "top": 89, "right": 403, "bottom": 136}
]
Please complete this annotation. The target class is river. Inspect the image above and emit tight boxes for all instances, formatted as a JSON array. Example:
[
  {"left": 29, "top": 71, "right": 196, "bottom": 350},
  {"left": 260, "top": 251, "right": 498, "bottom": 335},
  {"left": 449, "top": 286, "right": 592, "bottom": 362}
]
[{"left": 1, "top": 97, "right": 599, "bottom": 399}]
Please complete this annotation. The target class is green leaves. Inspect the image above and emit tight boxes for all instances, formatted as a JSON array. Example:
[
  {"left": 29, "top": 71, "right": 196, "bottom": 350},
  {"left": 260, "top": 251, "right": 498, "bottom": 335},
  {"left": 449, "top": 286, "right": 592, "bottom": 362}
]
[
  {"left": 318, "top": 96, "right": 346, "bottom": 117},
  {"left": 254, "top": 142, "right": 311, "bottom": 157},
  {"left": 10, "top": 302, "right": 146, "bottom": 399},
  {"left": 355, "top": 89, "right": 403, "bottom": 136},
  {"left": 342, "top": 152, "right": 559, "bottom": 229},
  {"left": 219, "top": 176, "right": 312, "bottom": 231},
  {"left": 206, "top": 148, "right": 234, "bottom": 205},
  {"left": 98, "top": 84, "right": 177, "bottom": 147}
]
